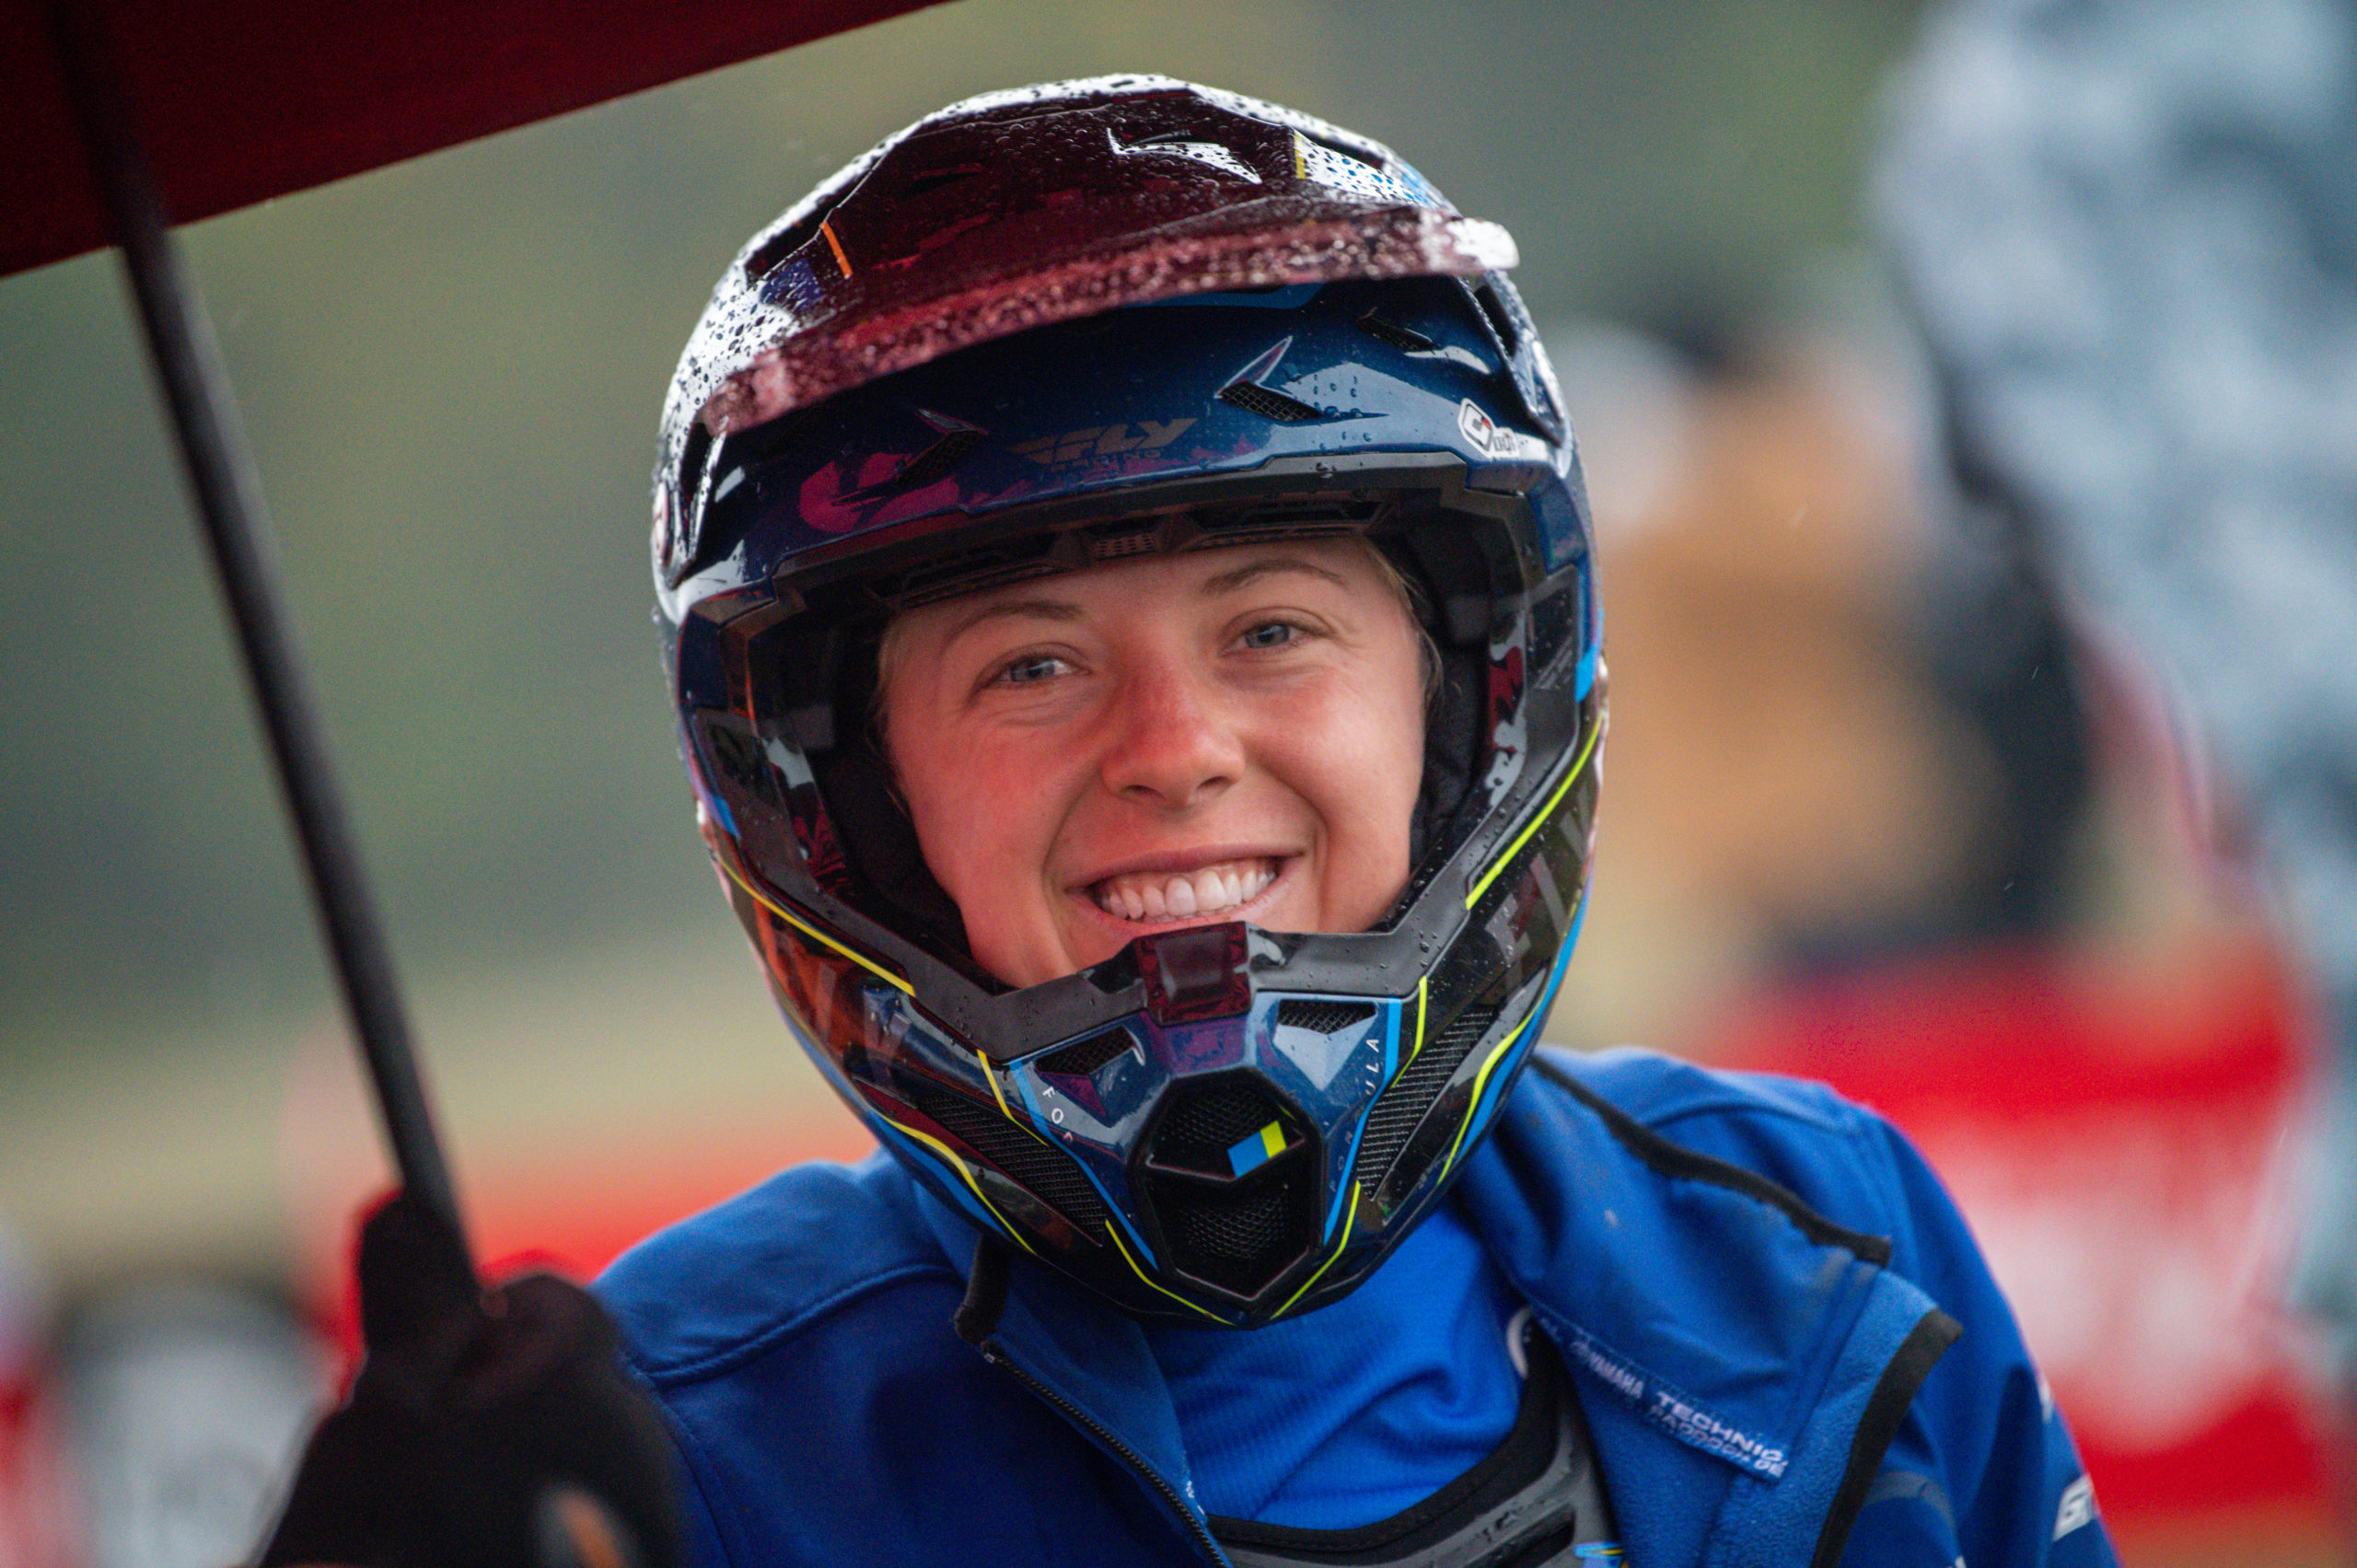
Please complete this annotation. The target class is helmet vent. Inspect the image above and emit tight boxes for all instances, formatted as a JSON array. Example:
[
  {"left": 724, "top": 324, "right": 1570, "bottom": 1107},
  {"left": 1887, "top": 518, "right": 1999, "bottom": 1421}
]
[
  {"left": 1469, "top": 279, "right": 1520, "bottom": 351},
  {"left": 1087, "top": 528, "right": 1161, "bottom": 561},
  {"left": 1037, "top": 1028, "right": 1139, "bottom": 1080},
  {"left": 1351, "top": 1000, "right": 1502, "bottom": 1192},
  {"left": 1164, "top": 1177, "right": 1306, "bottom": 1297},
  {"left": 1138, "top": 923, "right": 1251, "bottom": 1023},
  {"left": 1217, "top": 379, "right": 1325, "bottom": 424},
  {"left": 1354, "top": 311, "right": 1436, "bottom": 353},
  {"left": 1142, "top": 1077, "right": 1317, "bottom": 1301},
  {"left": 1155, "top": 1081, "right": 1285, "bottom": 1165},
  {"left": 744, "top": 217, "right": 823, "bottom": 289},
  {"left": 906, "top": 1080, "right": 1111, "bottom": 1233},
  {"left": 1274, "top": 999, "right": 1377, "bottom": 1036},
  {"left": 663, "top": 420, "right": 719, "bottom": 584}
]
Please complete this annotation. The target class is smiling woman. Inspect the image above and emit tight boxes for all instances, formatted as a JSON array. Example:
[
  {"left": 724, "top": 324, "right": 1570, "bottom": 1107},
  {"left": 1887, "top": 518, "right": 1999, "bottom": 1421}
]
[
  {"left": 881, "top": 539, "right": 1427, "bottom": 986},
  {"left": 644, "top": 75, "right": 1603, "bottom": 1332},
  {"left": 259, "top": 70, "right": 2119, "bottom": 1568}
]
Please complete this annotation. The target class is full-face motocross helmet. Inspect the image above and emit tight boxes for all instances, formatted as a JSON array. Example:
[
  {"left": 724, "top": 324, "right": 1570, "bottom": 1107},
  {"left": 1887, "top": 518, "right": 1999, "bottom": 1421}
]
[{"left": 654, "top": 77, "right": 1603, "bottom": 1325}]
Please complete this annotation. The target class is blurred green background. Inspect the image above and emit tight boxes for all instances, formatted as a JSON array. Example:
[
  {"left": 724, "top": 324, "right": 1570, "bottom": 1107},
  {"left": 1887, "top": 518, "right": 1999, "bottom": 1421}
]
[{"left": 0, "top": 0, "right": 1924, "bottom": 1296}]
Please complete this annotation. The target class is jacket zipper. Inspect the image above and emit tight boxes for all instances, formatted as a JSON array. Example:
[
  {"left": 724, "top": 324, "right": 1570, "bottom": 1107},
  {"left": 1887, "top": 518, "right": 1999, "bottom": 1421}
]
[{"left": 978, "top": 1338, "right": 1232, "bottom": 1568}]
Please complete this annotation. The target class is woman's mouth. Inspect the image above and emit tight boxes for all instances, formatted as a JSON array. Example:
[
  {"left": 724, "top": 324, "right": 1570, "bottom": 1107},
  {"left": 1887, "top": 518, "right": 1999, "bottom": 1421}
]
[{"left": 1089, "top": 856, "right": 1281, "bottom": 923}]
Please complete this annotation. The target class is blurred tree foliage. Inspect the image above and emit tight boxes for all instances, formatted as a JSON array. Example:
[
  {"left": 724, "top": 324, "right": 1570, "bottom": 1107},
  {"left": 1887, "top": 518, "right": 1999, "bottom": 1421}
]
[{"left": 0, "top": 0, "right": 1921, "bottom": 1051}]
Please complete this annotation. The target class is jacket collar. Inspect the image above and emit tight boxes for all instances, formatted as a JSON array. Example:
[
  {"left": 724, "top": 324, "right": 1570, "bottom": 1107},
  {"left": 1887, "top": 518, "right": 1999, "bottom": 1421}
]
[
  {"left": 918, "top": 1049, "right": 1952, "bottom": 1568},
  {"left": 915, "top": 1183, "right": 1203, "bottom": 1509},
  {"left": 1457, "top": 1053, "right": 1952, "bottom": 1568}
]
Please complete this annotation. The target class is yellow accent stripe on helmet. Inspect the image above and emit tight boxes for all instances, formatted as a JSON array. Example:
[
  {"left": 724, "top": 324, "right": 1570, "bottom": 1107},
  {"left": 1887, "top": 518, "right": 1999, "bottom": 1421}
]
[
  {"left": 719, "top": 859, "right": 914, "bottom": 994},
  {"left": 1462, "top": 722, "right": 1602, "bottom": 912},
  {"left": 1106, "top": 1220, "right": 1227, "bottom": 1322},
  {"left": 874, "top": 1114, "right": 1039, "bottom": 1258},
  {"left": 1404, "top": 976, "right": 1429, "bottom": 1067},
  {"left": 1436, "top": 1028, "right": 1527, "bottom": 1182},
  {"left": 1272, "top": 1182, "right": 1361, "bottom": 1318},
  {"left": 819, "top": 219, "right": 853, "bottom": 278}
]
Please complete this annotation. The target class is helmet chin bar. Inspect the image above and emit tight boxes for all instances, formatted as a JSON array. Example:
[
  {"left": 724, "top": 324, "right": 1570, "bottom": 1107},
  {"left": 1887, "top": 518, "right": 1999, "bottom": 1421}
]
[{"left": 710, "top": 681, "right": 1596, "bottom": 1323}]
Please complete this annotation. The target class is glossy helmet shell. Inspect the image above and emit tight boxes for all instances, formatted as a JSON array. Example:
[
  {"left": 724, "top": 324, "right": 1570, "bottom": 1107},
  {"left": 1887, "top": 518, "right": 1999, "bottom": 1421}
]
[{"left": 654, "top": 77, "right": 1603, "bottom": 1325}]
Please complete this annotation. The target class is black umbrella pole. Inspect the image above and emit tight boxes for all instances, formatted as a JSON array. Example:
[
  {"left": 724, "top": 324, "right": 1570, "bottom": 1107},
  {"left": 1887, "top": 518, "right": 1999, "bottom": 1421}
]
[{"left": 50, "top": 1, "right": 477, "bottom": 1294}]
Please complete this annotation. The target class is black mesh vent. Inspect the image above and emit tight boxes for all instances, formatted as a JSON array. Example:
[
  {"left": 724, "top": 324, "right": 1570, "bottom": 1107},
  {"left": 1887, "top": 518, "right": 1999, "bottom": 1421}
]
[
  {"left": 1158, "top": 1171, "right": 1310, "bottom": 1297},
  {"left": 1351, "top": 1002, "right": 1502, "bottom": 1189},
  {"left": 1274, "top": 999, "right": 1377, "bottom": 1036},
  {"left": 1144, "top": 1078, "right": 1318, "bottom": 1299},
  {"left": 1355, "top": 311, "right": 1436, "bottom": 353},
  {"left": 1172, "top": 1179, "right": 1293, "bottom": 1259},
  {"left": 1218, "top": 380, "right": 1325, "bottom": 423},
  {"left": 892, "top": 428, "right": 986, "bottom": 490},
  {"left": 1087, "top": 528, "right": 1159, "bottom": 561},
  {"left": 906, "top": 1081, "right": 1110, "bottom": 1232},
  {"left": 1036, "top": 1028, "right": 1137, "bottom": 1081},
  {"left": 1152, "top": 1081, "right": 1284, "bottom": 1167}
]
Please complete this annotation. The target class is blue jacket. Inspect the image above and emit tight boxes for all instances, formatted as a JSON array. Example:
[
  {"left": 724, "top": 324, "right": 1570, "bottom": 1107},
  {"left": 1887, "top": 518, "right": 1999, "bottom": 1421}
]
[{"left": 598, "top": 1049, "right": 2118, "bottom": 1568}]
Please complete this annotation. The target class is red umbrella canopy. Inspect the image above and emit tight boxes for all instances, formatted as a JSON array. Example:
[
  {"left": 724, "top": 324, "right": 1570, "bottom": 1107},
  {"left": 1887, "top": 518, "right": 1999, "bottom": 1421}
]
[{"left": 2, "top": 0, "right": 946, "bottom": 277}]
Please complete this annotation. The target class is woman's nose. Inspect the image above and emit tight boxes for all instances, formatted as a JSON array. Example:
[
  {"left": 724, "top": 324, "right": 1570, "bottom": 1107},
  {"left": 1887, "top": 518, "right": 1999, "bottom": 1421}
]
[{"left": 1098, "top": 660, "right": 1244, "bottom": 811}]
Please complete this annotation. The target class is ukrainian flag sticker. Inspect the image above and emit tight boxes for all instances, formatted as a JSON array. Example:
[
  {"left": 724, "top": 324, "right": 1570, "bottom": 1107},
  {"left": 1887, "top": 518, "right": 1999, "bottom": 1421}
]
[{"left": 1226, "top": 1120, "right": 1287, "bottom": 1178}]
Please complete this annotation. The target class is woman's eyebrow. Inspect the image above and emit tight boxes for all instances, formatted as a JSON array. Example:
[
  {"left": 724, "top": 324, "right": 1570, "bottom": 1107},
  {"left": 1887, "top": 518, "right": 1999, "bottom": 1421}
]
[
  {"left": 1197, "top": 557, "right": 1351, "bottom": 597},
  {"left": 942, "top": 596, "right": 1083, "bottom": 646}
]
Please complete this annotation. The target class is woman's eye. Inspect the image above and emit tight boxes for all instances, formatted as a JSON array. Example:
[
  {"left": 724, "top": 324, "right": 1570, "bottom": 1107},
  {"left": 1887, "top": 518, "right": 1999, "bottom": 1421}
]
[
  {"left": 996, "top": 653, "right": 1066, "bottom": 686},
  {"left": 1238, "top": 621, "right": 1299, "bottom": 650}
]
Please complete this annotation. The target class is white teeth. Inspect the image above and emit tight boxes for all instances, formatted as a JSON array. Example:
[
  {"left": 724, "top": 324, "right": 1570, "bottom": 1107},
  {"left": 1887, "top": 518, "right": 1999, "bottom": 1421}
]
[{"left": 1091, "top": 857, "right": 1280, "bottom": 923}]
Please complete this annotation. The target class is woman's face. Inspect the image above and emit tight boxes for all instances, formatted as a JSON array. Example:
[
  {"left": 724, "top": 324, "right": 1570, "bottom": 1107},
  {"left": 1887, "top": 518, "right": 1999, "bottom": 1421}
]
[{"left": 881, "top": 538, "right": 1428, "bottom": 988}]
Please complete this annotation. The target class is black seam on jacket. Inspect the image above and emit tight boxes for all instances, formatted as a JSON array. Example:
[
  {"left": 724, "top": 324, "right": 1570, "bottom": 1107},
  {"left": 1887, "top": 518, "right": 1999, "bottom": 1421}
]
[
  {"left": 1534, "top": 1057, "right": 1895, "bottom": 1265},
  {"left": 954, "top": 1233, "right": 1013, "bottom": 1345},
  {"left": 1807, "top": 1308, "right": 1961, "bottom": 1568}
]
